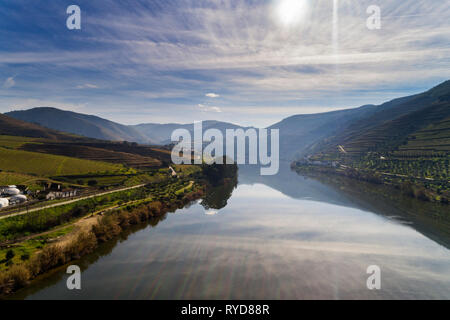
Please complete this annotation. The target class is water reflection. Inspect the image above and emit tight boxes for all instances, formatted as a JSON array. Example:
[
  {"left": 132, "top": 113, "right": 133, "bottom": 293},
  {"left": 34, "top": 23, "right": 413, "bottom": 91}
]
[
  {"left": 239, "top": 163, "right": 450, "bottom": 249},
  {"left": 11, "top": 163, "right": 450, "bottom": 300},
  {"left": 201, "top": 173, "right": 238, "bottom": 211}
]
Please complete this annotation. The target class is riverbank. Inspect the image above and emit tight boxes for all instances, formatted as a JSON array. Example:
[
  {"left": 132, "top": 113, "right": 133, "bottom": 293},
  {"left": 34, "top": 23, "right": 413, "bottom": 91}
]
[
  {"left": 0, "top": 184, "right": 205, "bottom": 297},
  {"left": 291, "top": 162, "right": 450, "bottom": 204}
]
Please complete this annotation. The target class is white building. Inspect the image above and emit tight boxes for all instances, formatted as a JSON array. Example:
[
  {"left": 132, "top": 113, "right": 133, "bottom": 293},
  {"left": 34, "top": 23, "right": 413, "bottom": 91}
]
[
  {"left": 0, "top": 198, "right": 9, "bottom": 208},
  {"left": 0, "top": 185, "right": 28, "bottom": 207},
  {"left": 2, "top": 187, "right": 20, "bottom": 196},
  {"left": 9, "top": 194, "right": 27, "bottom": 205},
  {"left": 46, "top": 190, "right": 78, "bottom": 200}
]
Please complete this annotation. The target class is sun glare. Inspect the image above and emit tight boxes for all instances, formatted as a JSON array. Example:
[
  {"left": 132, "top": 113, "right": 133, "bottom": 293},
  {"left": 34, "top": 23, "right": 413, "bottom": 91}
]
[{"left": 275, "top": 0, "right": 309, "bottom": 27}]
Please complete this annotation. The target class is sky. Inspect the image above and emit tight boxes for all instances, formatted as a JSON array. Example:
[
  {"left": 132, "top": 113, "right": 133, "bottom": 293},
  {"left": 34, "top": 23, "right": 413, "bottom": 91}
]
[{"left": 0, "top": 0, "right": 449, "bottom": 127}]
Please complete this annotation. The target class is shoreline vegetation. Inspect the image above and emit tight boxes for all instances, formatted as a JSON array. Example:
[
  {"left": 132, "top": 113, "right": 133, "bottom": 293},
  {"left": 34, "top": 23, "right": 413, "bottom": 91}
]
[
  {"left": 0, "top": 160, "right": 238, "bottom": 298},
  {"left": 291, "top": 162, "right": 450, "bottom": 204},
  {"left": 0, "top": 184, "right": 204, "bottom": 297}
]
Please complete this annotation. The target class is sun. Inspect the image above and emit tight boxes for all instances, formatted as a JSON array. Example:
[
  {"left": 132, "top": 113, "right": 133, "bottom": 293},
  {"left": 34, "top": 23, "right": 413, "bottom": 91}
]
[{"left": 275, "top": 0, "right": 309, "bottom": 27}]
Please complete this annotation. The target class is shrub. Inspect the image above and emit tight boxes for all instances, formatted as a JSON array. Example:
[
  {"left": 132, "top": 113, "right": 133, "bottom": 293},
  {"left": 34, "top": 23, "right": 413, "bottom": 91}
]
[
  {"left": 7, "top": 265, "right": 30, "bottom": 291},
  {"left": 35, "top": 245, "right": 65, "bottom": 272},
  {"left": 20, "top": 253, "right": 30, "bottom": 261},
  {"left": 5, "top": 249, "right": 15, "bottom": 261},
  {"left": 148, "top": 201, "right": 163, "bottom": 215},
  {"left": 117, "top": 211, "right": 131, "bottom": 228},
  {"left": 92, "top": 215, "right": 121, "bottom": 243},
  {"left": 65, "top": 231, "right": 97, "bottom": 259},
  {"left": 88, "top": 180, "right": 98, "bottom": 186}
]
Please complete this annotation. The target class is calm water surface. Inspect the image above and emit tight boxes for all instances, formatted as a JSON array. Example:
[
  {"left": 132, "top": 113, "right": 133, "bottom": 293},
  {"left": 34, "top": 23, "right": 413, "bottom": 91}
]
[{"left": 13, "top": 164, "right": 450, "bottom": 299}]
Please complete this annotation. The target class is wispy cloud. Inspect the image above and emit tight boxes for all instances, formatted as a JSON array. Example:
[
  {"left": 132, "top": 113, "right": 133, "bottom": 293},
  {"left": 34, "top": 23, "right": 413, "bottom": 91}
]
[
  {"left": 198, "top": 103, "right": 222, "bottom": 113},
  {"left": 0, "top": 0, "right": 448, "bottom": 126},
  {"left": 76, "top": 83, "right": 99, "bottom": 89},
  {"left": 3, "top": 77, "right": 15, "bottom": 88}
]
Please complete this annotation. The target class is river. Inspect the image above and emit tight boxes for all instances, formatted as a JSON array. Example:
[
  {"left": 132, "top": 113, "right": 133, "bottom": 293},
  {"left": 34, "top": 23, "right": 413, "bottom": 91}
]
[{"left": 11, "top": 163, "right": 450, "bottom": 299}]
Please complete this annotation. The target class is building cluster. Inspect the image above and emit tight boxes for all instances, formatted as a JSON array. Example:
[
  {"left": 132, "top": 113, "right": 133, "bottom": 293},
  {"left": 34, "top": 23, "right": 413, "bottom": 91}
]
[
  {"left": 46, "top": 190, "right": 79, "bottom": 200},
  {"left": 0, "top": 185, "right": 28, "bottom": 208},
  {"left": 43, "top": 183, "right": 79, "bottom": 200},
  {"left": 295, "top": 158, "right": 340, "bottom": 168}
]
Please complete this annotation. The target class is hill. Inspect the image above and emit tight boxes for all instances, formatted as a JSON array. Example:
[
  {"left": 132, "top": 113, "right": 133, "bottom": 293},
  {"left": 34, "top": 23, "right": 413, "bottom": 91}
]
[
  {"left": 134, "top": 120, "right": 251, "bottom": 145},
  {"left": 4, "top": 80, "right": 450, "bottom": 166},
  {"left": 6, "top": 107, "right": 153, "bottom": 144},
  {"left": 293, "top": 80, "right": 450, "bottom": 202},
  {"left": 0, "top": 145, "right": 124, "bottom": 177},
  {"left": 0, "top": 113, "right": 84, "bottom": 141},
  {"left": 268, "top": 105, "right": 379, "bottom": 160},
  {"left": 0, "top": 112, "right": 170, "bottom": 170},
  {"left": 309, "top": 80, "right": 450, "bottom": 159},
  {"left": 5, "top": 108, "right": 251, "bottom": 146}
]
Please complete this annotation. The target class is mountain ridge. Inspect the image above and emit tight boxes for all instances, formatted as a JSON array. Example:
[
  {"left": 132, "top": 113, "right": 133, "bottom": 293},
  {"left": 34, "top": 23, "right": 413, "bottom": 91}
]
[
  {"left": 6, "top": 107, "right": 154, "bottom": 145},
  {"left": 4, "top": 80, "right": 450, "bottom": 162}
]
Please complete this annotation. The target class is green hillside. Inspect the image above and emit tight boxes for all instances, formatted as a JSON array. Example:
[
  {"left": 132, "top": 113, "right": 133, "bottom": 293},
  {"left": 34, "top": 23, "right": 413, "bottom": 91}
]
[
  {"left": 0, "top": 147, "right": 125, "bottom": 177},
  {"left": 295, "top": 80, "right": 450, "bottom": 202}
]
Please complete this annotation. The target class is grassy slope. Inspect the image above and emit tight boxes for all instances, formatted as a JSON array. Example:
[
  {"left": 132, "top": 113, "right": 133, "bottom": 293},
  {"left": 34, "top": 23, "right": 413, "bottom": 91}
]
[
  {"left": 0, "top": 134, "right": 173, "bottom": 190},
  {"left": 21, "top": 143, "right": 162, "bottom": 169},
  {"left": 0, "top": 147, "right": 124, "bottom": 177},
  {"left": 0, "top": 112, "right": 166, "bottom": 170}
]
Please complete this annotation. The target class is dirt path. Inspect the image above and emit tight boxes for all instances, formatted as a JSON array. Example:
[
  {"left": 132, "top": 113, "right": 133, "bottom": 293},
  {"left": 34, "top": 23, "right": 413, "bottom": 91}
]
[{"left": 338, "top": 145, "right": 347, "bottom": 154}]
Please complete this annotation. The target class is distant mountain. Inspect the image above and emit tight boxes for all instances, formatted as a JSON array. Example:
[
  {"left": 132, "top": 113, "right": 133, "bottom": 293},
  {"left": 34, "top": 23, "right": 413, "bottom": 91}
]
[
  {"left": 133, "top": 120, "right": 252, "bottom": 145},
  {"left": 268, "top": 105, "right": 379, "bottom": 160},
  {"left": 308, "top": 80, "right": 450, "bottom": 158},
  {"left": 6, "top": 107, "right": 153, "bottom": 144},
  {"left": 4, "top": 80, "right": 449, "bottom": 163},
  {"left": 5, "top": 108, "right": 250, "bottom": 146},
  {"left": 0, "top": 113, "right": 85, "bottom": 141}
]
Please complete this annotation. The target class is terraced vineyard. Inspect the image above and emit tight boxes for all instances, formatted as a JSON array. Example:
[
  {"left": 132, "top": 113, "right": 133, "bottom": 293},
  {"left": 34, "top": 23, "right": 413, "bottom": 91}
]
[
  {"left": 21, "top": 143, "right": 162, "bottom": 169},
  {"left": 296, "top": 81, "right": 450, "bottom": 202},
  {"left": 398, "top": 117, "right": 450, "bottom": 155},
  {"left": 0, "top": 147, "right": 125, "bottom": 177}
]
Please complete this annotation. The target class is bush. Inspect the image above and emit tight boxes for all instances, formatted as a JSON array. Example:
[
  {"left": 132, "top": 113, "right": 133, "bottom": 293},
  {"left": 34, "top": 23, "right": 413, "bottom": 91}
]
[
  {"left": 88, "top": 180, "right": 98, "bottom": 186},
  {"left": 34, "top": 245, "right": 65, "bottom": 272},
  {"left": 0, "top": 264, "right": 31, "bottom": 295},
  {"left": 7, "top": 265, "right": 30, "bottom": 290},
  {"left": 65, "top": 232, "right": 97, "bottom": 259},
  {"left": 5, "top": 249, "right": 15, "bottom": 261},
  {"left": 92, "top": 215, "right": 121, "bottom": 243},
  {"left": 20, "top": 253, "right": 30, "bottom": 261}
]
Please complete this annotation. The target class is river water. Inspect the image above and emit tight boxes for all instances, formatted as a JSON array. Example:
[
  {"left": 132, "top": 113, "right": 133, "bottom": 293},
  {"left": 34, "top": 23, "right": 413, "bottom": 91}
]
[{"left": 12, "top": 164, "right": 450, "bottom": 299}]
